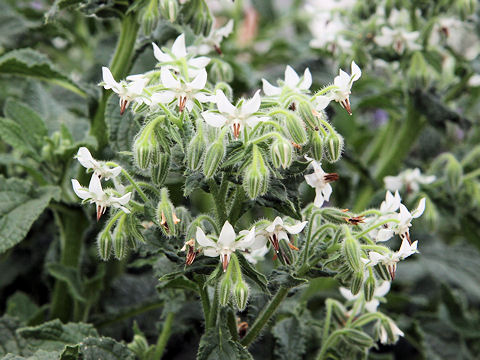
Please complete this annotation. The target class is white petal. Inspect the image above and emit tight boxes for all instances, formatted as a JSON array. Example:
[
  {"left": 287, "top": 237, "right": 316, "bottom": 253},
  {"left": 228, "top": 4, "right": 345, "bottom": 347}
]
[
  {"left": 284, "top": 65, "right": 300, "bottom": 87},
  {"left": 315, "top": 95, "right": 332, "bottom": 110},
  {"left": 160, "top": 67, "right": 180, "bottom": 88},
  {"left": 189, "top": 69, "right": 207, "bottom": 90},
  {"left": 171, "top": 34, "right": 187, "bottom": 58},
  {"left": 262, "top": 79, "right": 281, "bottom": 96},
  {"left": 412, "top": 198, "right": 425, "bottom": 218},
  {"left": 377, "top": 228, "right": 394, "bottom": 242},
  {"left": 151, "top": 91, "right": 176, "bottom": 104},
  {"left": 109, "top": 166, "right": 122, "bottom": 178},
  {"left": 313, "top": 189, "right": 325, "bottom": 207},
  {"left": 245, "top": 115, "right": 266, "bottom": 128},
  {"left": 71, "top": 179, "right": 90, "bottom": 200},
  {"left": 215, "top": 89, "right": 236, "bottom": 115},
  {"left": 299, "top": 68, "right": 312, "bottom": 90},
  {"left": 236, "top": 226, "right": 256, "bottom": 249},
  {"left": 202, "top": 111, "right": 227, "bottom": 127},
  {"left": 102, "top": 67, "right": 118, "bottom": 90},
  {"left": 375, "top": 281, "right": 391, "bottom": 297},
  {"left": 304, "top": 173, "right": 320, "bottom": 188},
  {"left": 365, "top": 299, "right": 380, "bottom": 313},
  {"left": 196, "top": 227, "right": 216, "bottom": 247},
  {"left": 114, "top": 192, "right": 131, "bottom": 206},
  {"left": 284, "top": 221, "right": 308, "bottom": 234},
  {"left": 322, "top": 183, "right": 333, "bottom": 202},
  {"left": 339, "top": 287, "right": 356, "bottom": 301},
  {"left": 88, "top": 174, "right": 103, "bottom": 196},
  {"left": 241, "top": 90, "right": 261, "bottom": 115},
  {"left": 188, "top": 56, "right": 211, "bottom": 69},
  {"left": 351, "top": 61, "right": 362, "bottom": 82},
  {"left": 368, "top": 251, "right": 385, "bottom": 265},
  {"left": 204, "top": 248, "right": 220, "bottom": 257},
  {"left": 152, "top": 42, "right": 171, "bottom": 63},
  {"left": 218, "top": 221, "right": 236, "bottom": 247},
  {"left": 76, "top": 147, "right": 97, "bottom": 169}
]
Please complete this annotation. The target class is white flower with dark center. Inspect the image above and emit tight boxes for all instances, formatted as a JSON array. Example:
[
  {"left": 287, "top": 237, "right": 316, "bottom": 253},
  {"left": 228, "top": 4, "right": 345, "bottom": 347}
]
[
  {"left": 71, "top": 175, "right": 131, "bottom": 221},
  {"left": 339, "top": 281, "right": 391, "bottom": 313},
  {"left": 304, "top": 156, "right": 339, "bottom": 207},
  {"left": 195, "top": 221, "right": 257, "bottom": 271},
  {"left": 394, "top": 198, "right": 425, "bottom": 244},
  {"left": 75, "top": 147, "right": 121, "bottom": 180},
  {"left": 384, "top": 168, "right": 436, "bottom": 194},
  {"left": 326, "top": 61, "right": 361, "bottom": 115},
  {"left": 101, "top": 67, "right": 148, "bottom": 114},
  {"left": 367, "top": 238, "right": 418, "bottom": 280},
  {"left": 187, "top": 20, "right": 234, "bottom": 55},
  {"left": 152, "top": 34, "right": 210, "bottom": 77},
  {"left": 258, "top": 216, "right": 307, "bottom": 253},
  {"left": 202, "top": 89, "right": 267, "bottom": 138},
  {"left": 151, "top": 67, "right": 210, "bottom": 112},
  {"left": 375, "top": 27, "right": 421, "bottom": 54},
  {"left": 262, "top": 65, "right": 312, "bottom": 97}
]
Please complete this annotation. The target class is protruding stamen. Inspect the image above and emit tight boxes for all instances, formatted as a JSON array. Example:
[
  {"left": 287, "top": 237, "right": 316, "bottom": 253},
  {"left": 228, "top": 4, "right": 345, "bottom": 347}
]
[
  {"left": 344, "top": 216, "right": 366, "bottom": 225},
  {"left": 324, "top": 173, "right": 339, "bottom": 183},
  {"left": 178, "top": 96, "right": 187, "bottom": 112},
  {"left": 232, "top": 123, "right": 241, "bottom": 139},
  {"left": 340, "top": 98, "right": 352, "bottom": 115},
  {"left": 222, "top": 254, "right": 229, "bottom": 272},
  {"left": 269, "top": 234, "right": 280, "bottom": 253},
  {"left": 120, "top": 99, "right": 129, "bottom": 115}
]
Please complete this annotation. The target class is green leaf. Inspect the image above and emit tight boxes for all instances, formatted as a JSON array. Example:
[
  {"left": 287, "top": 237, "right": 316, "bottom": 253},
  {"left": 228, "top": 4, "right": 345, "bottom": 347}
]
[
  {"left": 268, "top": 268, "right": 307, "bottom": 292},
  {"left": 105, "top": 96, "right": 140, "bottom": 152},
  {"left": 2, "top": 350, "right": 63, "bottom": 359},
  {"left": 0, "top": 177, "right": 60, "bottom": 253},
  {"left": 4, "top": 99, "right": 47, "bottom": 142},
  {"left": 237, "top": 253, "right": 269, "bottom": 294},
  {"left": 6, "top": 292, "right": 39, "bottom": 325},
  {"left": 60, "top": 345, "right": 80, "bottom": 360},
  {"left": 78, "top": 337, "right": 135, "bottom": 360},
  {"left": 272, "top": 316, "right": 306, "bottom": 360},
  {"left": 0, "top": 315, "right": 26, "bottom": 356},
  {"left": 157, "top": 276, "right": 199, "bottom": 292},
  {"left": 0, "top": 117, "right": 39, "bottom": 157},
  {"left": 0, "top": 49, "right": 88, "bottom": 97},
  {"left": 17, "top": 320, "right": 98, "bottom": 353},
  {"left": 45, "top": 263, "right": 86, "bottom": 303}
]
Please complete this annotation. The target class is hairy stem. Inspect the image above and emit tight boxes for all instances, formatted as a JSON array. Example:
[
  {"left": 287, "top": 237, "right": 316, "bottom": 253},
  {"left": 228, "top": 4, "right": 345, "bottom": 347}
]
[{"left": 154, "top": 312, "right": 175, "bottom": 359}]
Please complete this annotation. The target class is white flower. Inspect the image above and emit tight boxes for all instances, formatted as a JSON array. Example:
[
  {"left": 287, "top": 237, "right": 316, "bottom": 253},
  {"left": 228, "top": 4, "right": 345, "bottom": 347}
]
[
  {"left": 75, "top": 147, "right": 121, "bottom": 180},
  {"left": 152, "top": 34, "right": 210, "bottom": 77},
  {"left": 378, "top": 318, "right": 404, "bottom": 344},
  {"left": 375, "top": 27, "right": 421, "bottom": 54},
  {"left": 309, "top": 13, "right": 352, "bottom": 54},
  {"left": 258, "top": 216, "right": 307, "bottom": 253},
  {"left": 394, "top": 198, "right": 425, "bottom": 243},
  {"left": 195, "top": 221, "right": 257, "bottom": 271},
  {"left": 329, "top": 61, "right": 361, "bottom": 115},
  {"left": 71, "top": 175, "right": 131, "bottom": 220},
  {"left": 367, "top": 191, "right": 401, "bottom": 243},
  {"left": 262, "top": 65, "right": 312, "bottom": 97},
  {"left": 243, "top": 243, "right": 269, "bottom": 264},
  {"left": 339, "top": 281, "right": 391, "bottom": 313},
  {"left": 304, "top": 157, "right": 338, "bottom": 207},
  {"left": 384, "top": 168, "right": 436, "bottom": 194},
  {"left": 101, "top": 67, "right": 148, "bottom": 114},
  {"left": 202, "top": 89, "right": 267, "bottom": 138},
  {"left": 151, "top": 67, "right": 210, "bottom": 112},
  {"left": 187, "top": 20, "right": 234, "bottom": 55},
  {"left": 367, "top": 238, "right": 418, "bottom": 280}
]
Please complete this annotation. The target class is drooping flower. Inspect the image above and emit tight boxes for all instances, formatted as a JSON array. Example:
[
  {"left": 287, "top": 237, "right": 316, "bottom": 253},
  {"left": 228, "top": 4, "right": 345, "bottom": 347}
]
[
  {"left": 394, "top": 198, "right": 425, "bottom": 244},
  {"left": 187, "top": 20, "right": 234, "bottom": 55},
  {"left": 377, "top": 317, "right": 404, "bottom": 344},
  {"left": 152, "top": 34, "right": 210, "bottom": 77},
  {"left": 101, "top": 67, "right": 147, "bottom": 115},
  {"left": 257, "top": 216, "right": 307, "bottom": 253},
  {"left": 384, "top": 168, "right": 436, "bottom": 194},
  {"left": 151, "top": 67, "right": 211, "bottom": 112},
  {"left": 304, "top": 156, "right": 338, "bottom": 207},
  {"left": 75, "top": 147, "right": 121, "bottom": 180},
  {"left": 202, "top": 89, "right": 267, "bottom": 138},
  {"left": 71, "top": 175, "right": 131, "bottom": 221},
  {"left": 195, "top": 221, "right": 257, "bottom": 271},
  {"left": 262, "top": 65, "right": 312, "bottom": 97},
  {"left": 340, "top": 281, "right": 391, "bottom": 313}
]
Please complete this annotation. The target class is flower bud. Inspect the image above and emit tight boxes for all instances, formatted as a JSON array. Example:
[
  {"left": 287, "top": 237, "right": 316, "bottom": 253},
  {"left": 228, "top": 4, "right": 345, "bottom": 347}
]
[
  {"left": 374, "top": 264, "right": 391, "bottom": 281},
  {"left": 328, "top": 299, "right": 348, "bottom": 325},
  {"left": 350, "top": 271, "right": 364, "bottom": 295},
  {"left": 156, "top": 188, "right": 179, "bottom": 237},
  {"left": 271, "top": 137, "right": 293, "bottom": 169},
  {"left": 277, "top": 237, "right": 296, "bottom": 266},
  {"left": 320, "top": 208, "right": 349, "bottom": 224},
  {"left": 187, "top": 132, "right": 206, "bottom": 171},
  {"left": 445, "top": 156, "right": 463, "bottom": 193},
  {"left": 203, "top": 138, "right": 225, "bottom": 178},
  {"left": 456, "top": 0, "right": 476, "bottom": 19},
  {"left": 97, "top": 230, "right": 113, "bottom": 261},
  {"left": 133, "top": 120, "right": 161, "bottom": 169},
  {"left": 243, "top": 145, "right": 269, "bottom": 199},
  {"left": 180, "top": 0, "right": 213, "bottom": 36},
  {"left": 325, "top": 131, "right": 344, "bottom": 163},
  {"left": 297, "top": 101, "right": 320, "bottom": 131},
  {"left": 407, "top": 52, "right": 428, "bottom": 88},
  {"left": 128, "top": 334, "right": 149, "bottom": 358},
  {"left": 125, "top": 214, "right": 145, "bottom": 245},
  {"left": 342, "top": 329, "right": 374, "bottom": 348},
  {"left": 113, "top": 230, "right": 128, "bottom": 260},
  {"left": 285, "top": 113, "right": 308, "bottom": 145},
  {"left": 363, "top": 273, "right": 376, "bottom": 302},
  {"left": 142, "top": 0, "right": 160, "bottom": 33},
  {"left": 219, "top": 273, "right": 233, "bottom": 306},
  {"left": 151, "top": 153, "right": 171, "bottom": 186},
  {"left": 309, "top": 130, "right": 325, "bottom": 161},
  {"left": 342, "top": 230, "right": 363, "bottom": 273},
  {"left": 233, "top": 280, "right": 249, "bottom": 311},
  {"left": 159, "top": 0, "right": 179, "bottom": 22},
  {"left": 209, "top": 59, "right": 234, "bottom": 83}
]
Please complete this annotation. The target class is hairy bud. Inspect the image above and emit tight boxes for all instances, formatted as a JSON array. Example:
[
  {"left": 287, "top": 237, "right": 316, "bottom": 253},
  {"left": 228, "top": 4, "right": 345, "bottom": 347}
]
[
  {"left": 156, "top": 188, "right": 180, "bottom": 237},
  {"left": 271, "top": 137, "right": 293, "bottom": 169},
  {"left": 142, "top": 0, "right": 160, "bottom": 33},
  {"left": 133, "top": 119, "right": 162, "bottom": 169},
  {"left": 244, "top": 145, "right": 269, "bottom": 199},
  {"left": 219, "top": 273, "right": 233, "bottom": 306},
  {"left": 350, "top": 271, "right": 364, "bottom": 295},
  {"left": 159, "top": 0, "right": 179, "bottom": 22},
  {"left": 309, "top": 130, "right": 325, "bottom": 161},
  {"left": 325, "top": 131, "right": 344, "bottom": 163},
  {"left": 234, "top": 280, "right": 249, "bottom": 311},
  {"left": 363, "top": 273, "right": 376, "bottom": 302},
  {"left": 445, "top": 156, "right": 463, "bottom": 193},
  {"left": 187, "top": 132, "right": 206, "bottom": 171},
  {"left": 297, "top": 101, "right": 320, "bottom": 131},
  {"left": 285, "top": 113, "right": 308, "bottom": 145},
  {"left": 97, "top": 230, "right": 113, "bottom": 261},
  {"left": 209, "top": 59, "right": 234, "bottom": 83},
  {"left": 342, "top": 328, "right": 374, "bottom": 348},
  {"left": 151, "top": 153, "right": 171, "bottom": 186},
  {"left": 203, "top": 138, "right": 225, "bottom": 178},
  {"left": 180, "top": 0, "right": 213, "bottom": 35},
  {"left": 342, "top": 229, "right": 363, "bottom": 273}
]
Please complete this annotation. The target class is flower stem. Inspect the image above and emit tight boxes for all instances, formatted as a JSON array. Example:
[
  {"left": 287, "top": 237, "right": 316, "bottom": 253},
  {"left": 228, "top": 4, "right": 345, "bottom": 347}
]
[
  {"left": 240, "top": 286, "right": 290, "bottom": 347},
  {"left": 153, "top": 312, "right": 175, "bottom": 359}
]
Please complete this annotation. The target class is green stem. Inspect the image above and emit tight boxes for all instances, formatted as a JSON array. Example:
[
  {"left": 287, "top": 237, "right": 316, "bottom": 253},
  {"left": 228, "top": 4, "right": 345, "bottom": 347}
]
[
  {"left": 227, "top": 309, "right": 239, "bottom": 341},
  {"left": 50, "top": 207, "right": 88, "bottom": 322},
  {"left": 198, "top": 282, "right": 211, "bottom": 325},
  {"left": 316, "top": 329, "right": 350, "bottom": 360},
  {"left": 207, "top": 283, "right": 219, "bottom": 329},
  {"left": 90, "top": 12, "right": 140, "bottom": 150},
  {"left": 154, "top": 312, "right": 175, "bottom": 359},
  {"left": 240, "top": 286, "right": 290, "bottom": 347},
  {"left": 208, "top": 178, "right": 228, "bottom": 226},
  {"left": 321, "top": 300, "right": 334, "bottom": 346}
]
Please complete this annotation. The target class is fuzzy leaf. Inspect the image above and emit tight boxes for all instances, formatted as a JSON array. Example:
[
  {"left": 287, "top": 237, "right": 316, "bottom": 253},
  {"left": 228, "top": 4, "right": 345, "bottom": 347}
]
[
  {"left": 0, "top": 117, "right": 39, "bottom": 157},
  {"left": 4, "top": 99, "right": 47, "bottom": 143},
  {"left": 272, "top": 316, "right": 307, "bottom": 360},
  {"left": 6, "top": 292, "right": 39, "bottom": 324},
  {"left": 105, "top": 96, "right": 140, "bottom": 152},
  {"left": 0, "top": 315, "right": 26, "bottom": 356},
  {"left": 78, "top": 337, "right": 135, "bottom": 360}
]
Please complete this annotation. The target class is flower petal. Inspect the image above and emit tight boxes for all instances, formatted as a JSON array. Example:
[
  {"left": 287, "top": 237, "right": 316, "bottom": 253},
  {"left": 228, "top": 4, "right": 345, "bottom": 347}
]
[
  {"left": 76, "top": 147, "right": 97, "bottom": 169},
  {"left": 88, "top": 174, "right": 103, "bottom": 196},
  {"left": 152, "top": 42, "right": 171, "bottom": 63},
  {"left": 218, "top": 220, "right": 236, "bottom": 247},
  {"left": 215, "top": 89, "right": 236, "bottom": 115},
  {"left": 189, "top": 69, "right": 207, "bottom": 90},
  {"left": 151, "top": 91, "right": 176, "bottom": 104},
  {"left": 102, "top": 67, "right": 118, "bottom": 90},
  {"left": 171, "top": 34, "right": 187, "bottom": 58},
  {"left": 350, "top": 61, "right": 362, "bottom": 82},
  {"left": 196, "top": 227, "right": 216, "bottom": 247},
  {"left": 284, "top": 220, "right": 308, "bottom": 234},
  {"left": 71, "top": 179, "right": 90, "bottom": 200},
  {"left": 299, "top": 68, "right": 312, "bottom": 90},
  {"left": 160, "top": 67, "right": 180, "bottom": 89},
  {"left": 202, "top": 111, "right": 227, "bottom": 127},
  {"left": 241, "top": 90, "right": 261, "bottom": 115},
  {"left": 411, "top": 198, "right": 425, "bottom": 218},
  {"left": 188, "top": 56, "right": 211, "bottom": 69},
  {"left": 262, "top": 79, "right": 281, "bottom": 96},
  {"left": 284, "top": 65, "right": 300, "bottom": 87}
]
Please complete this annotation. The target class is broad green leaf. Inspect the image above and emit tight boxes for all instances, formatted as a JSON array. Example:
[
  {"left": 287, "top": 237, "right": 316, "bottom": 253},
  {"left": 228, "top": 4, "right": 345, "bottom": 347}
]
[
  {"left": 0, "top": 49, "right": 87, "bottom": 97},
  {"left": 6, "top": 292, "right": 39, "bottom": 325},
  {"left": 78, "top": 337, "right": 135, "bottom": 360},
  {"left": 268, "top": 268, "right": 307, "bottom": 292},
  {"left": 45, "top": 263, "right": 86, "bottom": 303},
  {"left": 272, "top": 316, "right": 307, "bottom": 360},
  {"left": 0, "top": 316, "right": 26, "bottom": 356},
  {"left": 0, "top": 177, "right": 60, "bottom": 253},
  {"left": 4, "top": 99, "right": 47, "bottom": 142},
  {"left": 2, "top": 350, "right": 62, "bottom": 359},
  {"left": 0, "top": 117, "right": 39, "bottom": 158},
  {"left": 105, "top": 96, "right": 140, "bottom": 152},
  {"left": 157, "top": 276, "right": 199, "bottom": 292}
]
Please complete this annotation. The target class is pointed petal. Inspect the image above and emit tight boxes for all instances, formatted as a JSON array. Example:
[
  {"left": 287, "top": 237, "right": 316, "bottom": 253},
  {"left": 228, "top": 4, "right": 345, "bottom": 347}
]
[
  {"left": 241, "top": 90, "right": 261, "bottom": 115},
  {"left": 218, "top": 221, "right": 236, "bottom": 247},
  {"left": 262, "top": 79, "right": 281, "bottom": 96},
  {"left": 188, "top": 56, "right": 211, "bottom": 69},
  {"left": 102, "top": 67, "right": 118, "bottom": 90},
  {"left": 284, "top": 65, "right": 300, "bottom": 87},
  {"left": 299, "top": 68, "right": 312, "bottom": 90},
  {"left": 368, "top": 251, "right": 385, "bottom": 265},
  {"left": 412, "top": 198, "right": 425, "bottom": 218},
  {"left": 76, "top": 147, "right": 97, "bottom": 169},
  {"left": 172, "top": 34, "right": 187, "bottom": 58},
  {"left": 215, "top": 89, "right": 236, "bottom": 115},
  {"left": 152, "top": 42, "right": 171, "bottom": 63},
  {"left": 377, "top": 228, "right": 394, "bottom": 242},
  {"left": 160, "top": 67, "right": 180, "bottom": 88},
  {"left": 202, "top": 111, "right": 227, "bottom": 127},
  {"left": 204, "top": 248, "right": 220, "bottom": 257},
  {"left": 375, "top": 281, "right": 391, "bottom": 297},
  {"left": 315, "top": 95, "right": 331, "bottom": 110},
  {"left": 88, "top": 174, "right": 103, "bottom": 196},
  {"left": 189, "top": 69, "right": 207, "bottom": 90},
  {"left": 339, "top": 287, "right": 356, "bottom": 301},
  {"left": 284, "top": 220, "right": 308, "bottom": 234},
  {"left": 196, "top": 227, "right": 216, "bottom": 247},
  {"left": 71, "top": 179, "right": 90, "bottom": 200},
  {"left": 322, "top": 183, "right": 333, "bottom": 202},
  {"left": 313, "top": 189, "right": 325, "bottom": 207},
  {"left": 151, "top": 91, "right": 176, "bottom": 104},
  {"left": 114, "top": 192, "right": 131, "bottom": 206},
  {"left": 351, "top": 61, "right": 362, "bottom": 81},
  {"left": 236, "top": 226, "right": 256, "bottom": 249},
  {"left": 109, "top": 166, "right": 122, "bottom": 178},
  {"left": 365, "top": 299, "right": 380, "bottom": 313}
]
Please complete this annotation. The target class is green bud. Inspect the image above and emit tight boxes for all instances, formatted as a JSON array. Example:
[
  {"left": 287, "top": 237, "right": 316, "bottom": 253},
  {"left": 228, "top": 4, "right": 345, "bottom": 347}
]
[
  {"left": 374, "top": 264, "right": 391, "bottom": 281},
  {"left": 113, "top": 214, "right": 128, "bottom": 260},
  {"left": 342, "top": 328, "right": 374, "bottom": 348},
  {"left": 97, "top": 230, "right": 113, "bottom": 261},
  {"left": 125, "top": 214, "right": 145, "bottom": 245},
  {"left": 128, "top": 334, "right": 149, "bottom": 358},
  {"left": 320, "top": 208, "right": 349, "bottom": 224},
  {"left": 445, "top": 156, "right": 463, "bottom": 193},
  {"left": 456, "top": 0, "right": 476, "bottom": 19},
  {"left": 271, "top": 137, "right": 293, "bottom": 169},
  {"left": 325, "top": 131, "right": 344, "bottom": 163},
  {"left": 350, "top": 271, "right": 364, "bottom": 295},
  {"left": 422, "top": 196, "right": 438, "bottom": 230},
  {"left": 233, "top": 280, "right": 249, "bottom": 311},
  {"left": 203, "top": 135, "right": 225, "bottom": 178},
  {"left": 134, "top": 120, "right": 161, "bottom": 169},
  {"left": 363, "top": 273, "right": 376, "bottom": 302},
  {"left": 151, "top": 153, "right": 171, "bottom": 186},
  {"left": 297, "top": 101, "right": 320, "bottom": 131},
  {"left": 142, "top": 0, "right": 160, "bottom": 33},
  {"left": 342, "top": 229, "right": 363, "bottom": 273},
  {"left": 209, "top": 59, "right": 234, "bottom": 83},
  {"left": 285, "top": 113, "right": 308, "bottom": 145},
  {"left": 327, "top": 299, "right": 348, "bottom": 326},
  {"left": 159, "top": 0, "right": 179, "bottom": 22},
  {"left": 187, "top": 132, "right": 206, "bottom": 171},
  {"left": 219, "top": 273, "right": 233, "bottom": 306},
  {"left": 407, "top": 52, "right": 428, "bottom": 88},
  {"left": 180, "top": 0, "right": 213, "bottom": 35},
  {"left": 309, "top": 130, "right": 325, "bottom": 161},
  {"left": 156, "top": 188, "right": 179, "bottom": 237},
  {"left": 243, "top": 145, "right": 269, "bottom": 199},
  {"left": 277, "top": 236, "right": 297, "bottom": 266}
]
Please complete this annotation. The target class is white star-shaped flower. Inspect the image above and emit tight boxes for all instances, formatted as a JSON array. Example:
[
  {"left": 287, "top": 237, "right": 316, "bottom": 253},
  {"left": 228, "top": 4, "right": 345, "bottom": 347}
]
[
  {"left": 262, "top": 65, "right": 312, "bottom": 97},
  {"left": 304, "top": 156, "right": 338, "bottom": 207},
  {"left": 72, "top": 175, "right": 131, "bottom": 221},
  {"left": 75, "top": 147, "right": 121, "bottom": 180},
  {"left": 375, "top": 27, "right": 421, "bottom": 54},
  {"left": 202, "top": 89, "right": 267, "bottom": 138},
  {"left": 384, "top": 168, "right": 436, "bottom": 194},
  {"left": 394, "top": 198, "right": 425, "bottom": 243},
  {"left": 258, "top": 216, "right": 307, "bottom": 253}
]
